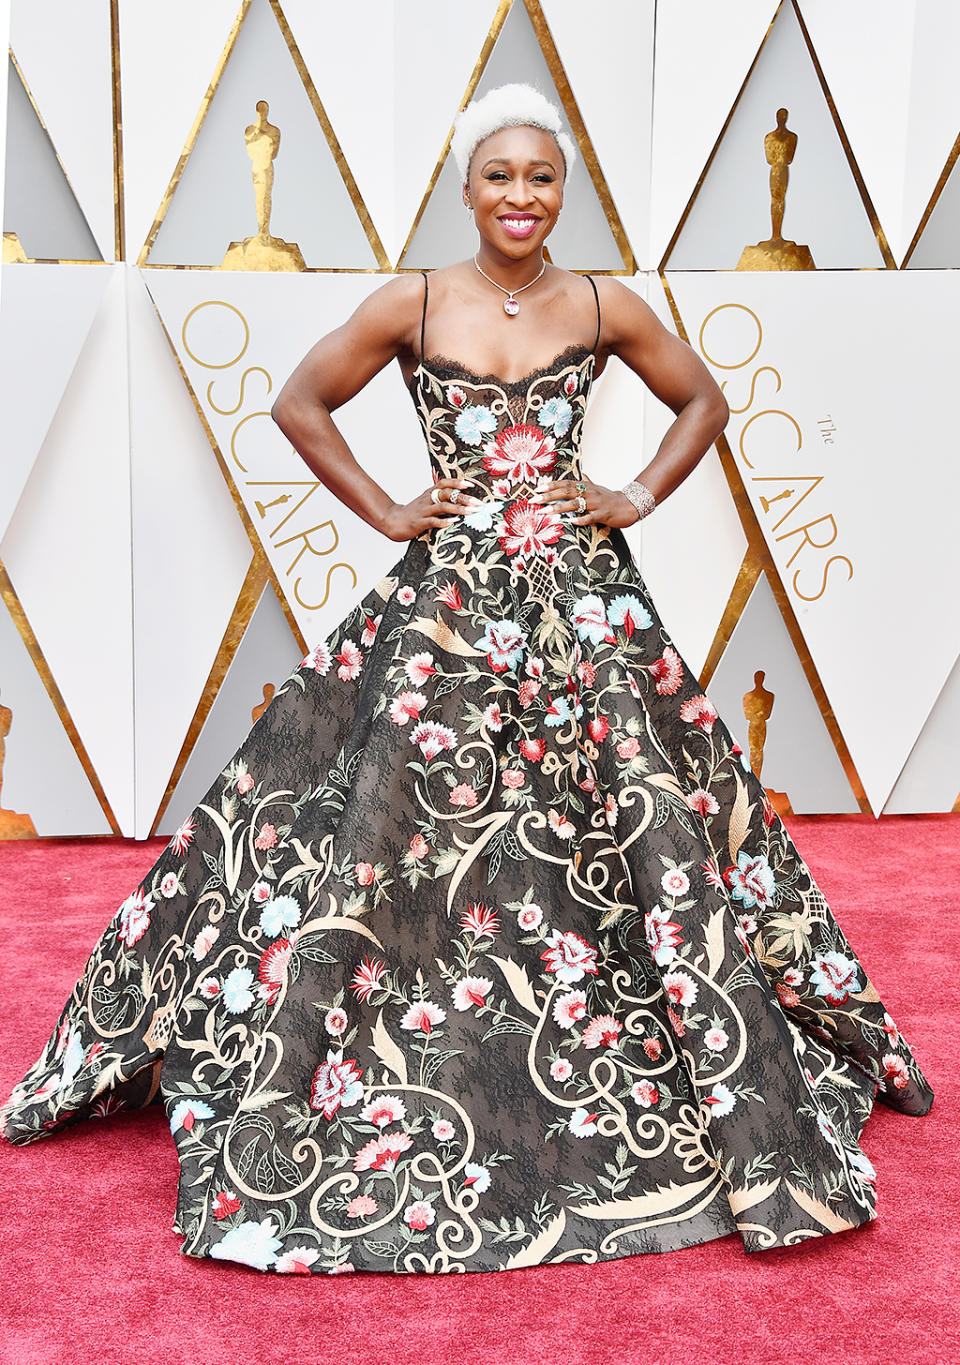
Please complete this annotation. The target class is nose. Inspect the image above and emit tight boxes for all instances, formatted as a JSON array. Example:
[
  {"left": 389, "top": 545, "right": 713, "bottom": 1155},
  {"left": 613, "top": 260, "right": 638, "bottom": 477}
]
[{"left": 505, "top": 178, "right": 536, "bottom": 209}]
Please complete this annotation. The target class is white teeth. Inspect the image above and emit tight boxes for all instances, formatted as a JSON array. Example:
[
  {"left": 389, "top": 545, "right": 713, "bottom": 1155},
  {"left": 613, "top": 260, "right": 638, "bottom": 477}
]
[{"left": 502, "top": 218, "right": 536, "bottom": 230}]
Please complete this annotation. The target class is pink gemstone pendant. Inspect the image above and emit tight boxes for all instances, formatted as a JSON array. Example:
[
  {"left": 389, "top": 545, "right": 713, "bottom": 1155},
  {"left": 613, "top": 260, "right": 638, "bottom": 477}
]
[{"left": 503, "top": 297, "right": 520, "bottom": 316}]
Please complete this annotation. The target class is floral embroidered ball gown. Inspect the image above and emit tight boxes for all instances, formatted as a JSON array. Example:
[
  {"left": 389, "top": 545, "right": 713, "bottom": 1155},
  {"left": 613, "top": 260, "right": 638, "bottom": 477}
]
[{"left": 2, "top": 273, "right": 933, "bottom": 1276}]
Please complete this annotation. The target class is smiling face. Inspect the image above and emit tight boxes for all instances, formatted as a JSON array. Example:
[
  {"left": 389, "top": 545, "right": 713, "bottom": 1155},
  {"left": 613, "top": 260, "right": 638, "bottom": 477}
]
[{"left": 464, "top": 124, "right": 565, "bottom": 260}]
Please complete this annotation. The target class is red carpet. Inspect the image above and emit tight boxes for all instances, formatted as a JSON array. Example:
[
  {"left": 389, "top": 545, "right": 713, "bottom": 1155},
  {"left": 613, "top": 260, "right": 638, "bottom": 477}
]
[{"left": 1, "top": 816, "right": 957, "bottom": 1365}]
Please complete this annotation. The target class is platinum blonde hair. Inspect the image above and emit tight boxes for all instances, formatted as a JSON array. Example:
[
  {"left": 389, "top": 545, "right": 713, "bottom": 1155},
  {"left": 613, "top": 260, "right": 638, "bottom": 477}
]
[{"left": 451, "top": 82, "right": 577, "bottom": 183}]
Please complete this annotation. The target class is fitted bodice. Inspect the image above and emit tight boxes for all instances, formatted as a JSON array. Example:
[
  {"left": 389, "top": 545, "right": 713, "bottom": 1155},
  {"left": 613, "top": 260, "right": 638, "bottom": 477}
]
[{"left": 407, "top": 343, "right": 597, "bottom": 503}]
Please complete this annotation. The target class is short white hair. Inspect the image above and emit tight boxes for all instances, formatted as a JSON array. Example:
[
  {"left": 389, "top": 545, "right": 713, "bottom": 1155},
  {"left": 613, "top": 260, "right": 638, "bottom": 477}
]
[{"left": 451, "top": 82, "right": 577, "bottom": 183}]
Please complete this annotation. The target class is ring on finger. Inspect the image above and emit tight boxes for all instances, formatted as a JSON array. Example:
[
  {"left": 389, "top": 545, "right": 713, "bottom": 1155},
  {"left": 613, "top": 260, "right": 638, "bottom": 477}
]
[
  {"left": 429, "top": 487, "right": 440, "bottom": 505},
  {"left": 449, "top": 488, "right": 461, "bottom": 504},
  {"left": 576, "top": 481, "right": 585, "bottom": 493},
  {"left": 575, "top": 495, "right": 587, "bottom": 514}
]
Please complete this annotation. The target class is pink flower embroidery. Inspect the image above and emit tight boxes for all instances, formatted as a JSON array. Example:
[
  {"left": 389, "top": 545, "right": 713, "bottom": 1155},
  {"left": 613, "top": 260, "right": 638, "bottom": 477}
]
[
  {"left": 648, "top": 647, "right": 683, "bottom": 696},
  {"left": 452, "top": 976, "right": 493, "bottom": 1011},
  {"left": 350, "top": 956, "right": 387, "bottom": 1002},
  {"left": 482, "top": 423, "right": 556, "bottom": 484},
  {"left": 582, "top": 1015, "right": 622, "bottom": 1049},
  {"left": 405, "top": 652, "right": 437, "bottom": 686},
  {"left": 310, "top": 1052, "right": 364, "bottom": 1120},
  {"left": 336, "top": 640, "right": 363, "bottom": 681},
  {"left": 498, "top": 499, "right": 563, "bottom": 559},
  {"left": 404, "top": 1200, "right": 436, "bottom": 1231},
  {"left": 257, "top": 938, "right": 293, "bottom": 1005},
  {"left": 360, "top": 1094, "right": 406, "bottom": 1128},
  {"left": 400, "top": 1001, "right": 446, "bottom": 1034},
  {"left": 680, "top": 694, "right": 718, "bottom": 733},
  {"left": 389, "top": 690, "right": 427, "bottom": 725},
  {"left": 882, "top": 1053, "right": 909, "bottom": 1090},
  {"left": 346, "top": 1194, "right": 378, "bottom": 1218},
  {"left": 540, "top": 930, "right": 598, "bottom": 984},
  {"left": 459, "top": 901, "right": 501, "bottom": 938},
  {"left": 434, "top": 580, "right": 463, "bottom": 610},
  {"left": 170, "top": 816, "right": 197, "bottom": 856},
  {"left": 410, "top": 720, "right": 458, "bottom": 760},
  {"left": 353, "top": 1132, "right": 413, "bottom": 1173}
]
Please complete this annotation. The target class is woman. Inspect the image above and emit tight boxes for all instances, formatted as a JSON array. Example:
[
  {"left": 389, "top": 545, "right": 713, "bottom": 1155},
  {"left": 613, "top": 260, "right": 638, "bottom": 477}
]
[{"left": 1, "top": 84, "right": 933, "bottom": 1276}]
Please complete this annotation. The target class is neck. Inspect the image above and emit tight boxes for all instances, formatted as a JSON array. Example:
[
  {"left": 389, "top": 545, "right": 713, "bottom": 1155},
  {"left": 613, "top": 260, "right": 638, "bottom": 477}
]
[{"left": 474, "top": 244, "right": 546, "bottom": 286}]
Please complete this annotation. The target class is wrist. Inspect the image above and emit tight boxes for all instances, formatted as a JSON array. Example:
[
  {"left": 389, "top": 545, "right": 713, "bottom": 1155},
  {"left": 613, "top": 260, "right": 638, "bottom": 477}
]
[
  {"left": 621, "top": 480, "right": 656, "bottom": 521},
  {"left": 374, "top": 501, "right": 399, "bottom": 537}
]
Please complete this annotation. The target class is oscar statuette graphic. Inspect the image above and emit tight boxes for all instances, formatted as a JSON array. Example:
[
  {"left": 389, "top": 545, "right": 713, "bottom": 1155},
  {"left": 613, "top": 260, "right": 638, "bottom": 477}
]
[
  {"left": 737, "top": 109, "right": 815, "bottom": 271},
  {"left": 2, "top": 232, "right": 31, "bottom": 263},
  {"left": 742, "top": 670, "right": 793, "bottom": 817},
  {"left": 221, "top": 100, "right": 306, "bottom": 271},
  {"left": 0, "top": 689, "right": 37, "bottom": 838}
]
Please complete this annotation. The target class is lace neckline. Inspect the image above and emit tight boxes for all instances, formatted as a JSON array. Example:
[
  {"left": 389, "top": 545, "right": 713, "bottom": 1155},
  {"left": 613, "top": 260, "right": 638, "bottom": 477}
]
[{"left": 410, "top": 342, "right": 594, "bottom": 396}]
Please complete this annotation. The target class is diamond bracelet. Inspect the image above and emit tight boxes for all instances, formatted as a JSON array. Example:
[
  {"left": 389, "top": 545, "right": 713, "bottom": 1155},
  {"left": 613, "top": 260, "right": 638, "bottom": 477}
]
[{"left": 621, "top": 480, "right": 656, "bottom": 521}]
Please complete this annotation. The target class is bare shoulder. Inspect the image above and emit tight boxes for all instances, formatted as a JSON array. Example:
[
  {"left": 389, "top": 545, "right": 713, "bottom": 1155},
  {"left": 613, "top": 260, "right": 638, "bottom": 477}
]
[
  {"left": 346, "top": 273, "right": 426, "bottom": 353},
  {"left": 592, "top": 276, "right": 662, "bottom": 347}
]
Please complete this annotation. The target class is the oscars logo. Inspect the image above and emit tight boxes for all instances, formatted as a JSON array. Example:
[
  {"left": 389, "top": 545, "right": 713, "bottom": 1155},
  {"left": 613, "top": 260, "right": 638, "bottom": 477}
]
[
  {"left": 737, "top": 109, "right": 815, "bottom": 271},
  {"left": 222, "top": 100, "right": 306, "bottom": 271}
]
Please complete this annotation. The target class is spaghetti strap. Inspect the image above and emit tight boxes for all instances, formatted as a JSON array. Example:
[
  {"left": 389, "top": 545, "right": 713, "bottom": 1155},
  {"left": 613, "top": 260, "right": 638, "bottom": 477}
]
[
  {"left": 419, "top": 270, "right": 429, "bottom": 362},
  {"left": 585, "top": 273, "right": 601, "bottom": 353}
]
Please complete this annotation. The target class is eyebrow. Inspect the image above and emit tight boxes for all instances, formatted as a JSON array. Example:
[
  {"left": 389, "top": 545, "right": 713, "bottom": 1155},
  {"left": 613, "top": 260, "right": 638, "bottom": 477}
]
[{"left": 479, "top": 157, "right": 558, "bottom": 172}]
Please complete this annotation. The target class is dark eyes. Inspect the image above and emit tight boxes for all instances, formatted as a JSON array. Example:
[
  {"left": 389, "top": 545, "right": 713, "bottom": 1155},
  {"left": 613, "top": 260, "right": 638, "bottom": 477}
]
[{"left": 485, "top": 171, "right": 555, "bottom": 184}]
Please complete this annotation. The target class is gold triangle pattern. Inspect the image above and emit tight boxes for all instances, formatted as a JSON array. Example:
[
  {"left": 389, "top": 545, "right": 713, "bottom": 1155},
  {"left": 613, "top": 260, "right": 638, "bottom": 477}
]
[
  {"left": 3, "top": 49, "right": 104, "bottom": 264},
  {"left": 396, "top": 0, "right": 635, "bottom": 273},
  {"left": 137, "top": 0, "right": 388, "bottom": 271},
  {"left": 660, "top": 0, "right": 894, "bottom": 272},
  {"left": 659, "top": 276, "right": 870, "bottom": 814},
  {"left": 0, "top": 557, "right": 120, "bottom": 833},
  {"left": 900, "top": 124, "right": 960, "bottom": 267}
]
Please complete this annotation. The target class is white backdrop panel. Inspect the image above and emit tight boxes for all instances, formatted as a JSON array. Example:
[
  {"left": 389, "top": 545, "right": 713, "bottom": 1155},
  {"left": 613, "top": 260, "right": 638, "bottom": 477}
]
[
  {"left": 798, "top": 0, "right": 912, "bottom": 263},
  {"left": 649, "top": 0, "right": 779, "bottom": 266},
  {"left": 146, "top": 0, "right": 376, "bottom": 269},
  {"left": 901, "top": 1, "right": 960, "bottom": 263},
  {"left": 146, "top": 270, "right": 428, "bottom": 648},
  {"left": 158, "top": 583, "right": 303, "bottom": 836},
  {"left": 119, "top": 0, "right": 245, "bottom": 260},
  {"left": 708, "top": 571, "right": 858, "bottom": 813},
  {"left": 402, "top": 0, "right": 625, "bottom": 271},
  {"left": 883, "top": 653, "right": 960, "bottom": 815},
  {"left": 668, "top": 268, "right": 960, "bottom": 814},
  {"left": 542, "top": 0, "right": 654, "bottom": 267},
  {"left": 283, "top": 0, "right": 396, "bottom": 262},
  {"left": 0, "top": 602, "right": 112, "bottom": 835},
  {"left": 0, "top": 265, "right": 134, "bottom": 831},
  {"left": 3, "top": 52, "right": 101, "bottom": 261},
  {"left": 10, "top": 0, "right": 115, "bottom": 260},
  {"left": 0, "top": 264, "right": 109, "bottom": 540},
  {"left": 666, "top": 0, "right": 885, "bottom": 270},
  {"left": 0, "top": 0, "right": 8, "bottom": 301},
  {"left": 128, "top": 269, "right": 255, "bottom": 836},
  {"left": 393, "top": 0, "right": 502, "bottom": 266}
]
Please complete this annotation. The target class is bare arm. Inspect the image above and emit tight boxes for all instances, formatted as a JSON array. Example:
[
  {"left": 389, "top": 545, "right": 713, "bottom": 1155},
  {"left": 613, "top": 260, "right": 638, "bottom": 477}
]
[
  {"left": 533, "top": 277, "right": 729, "bottom": 526},
  {"left": 271, "top": 274, "right": 477, "bottom": 540}
]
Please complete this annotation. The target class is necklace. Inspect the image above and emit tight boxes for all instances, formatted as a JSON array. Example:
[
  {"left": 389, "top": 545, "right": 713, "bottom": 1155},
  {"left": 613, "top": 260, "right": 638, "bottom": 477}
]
[{"left": 473, "top": 253, "right": 546, "bottom": 316}]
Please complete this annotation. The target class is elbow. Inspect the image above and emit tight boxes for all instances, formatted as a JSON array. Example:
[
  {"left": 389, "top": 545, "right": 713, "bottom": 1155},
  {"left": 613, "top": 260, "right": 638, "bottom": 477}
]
[
  {"left": 710, "top": 388, "right": 729, "bottom": 438},
  {"left": 270, "top": 389, "right": 293, "bottom": 434}
]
